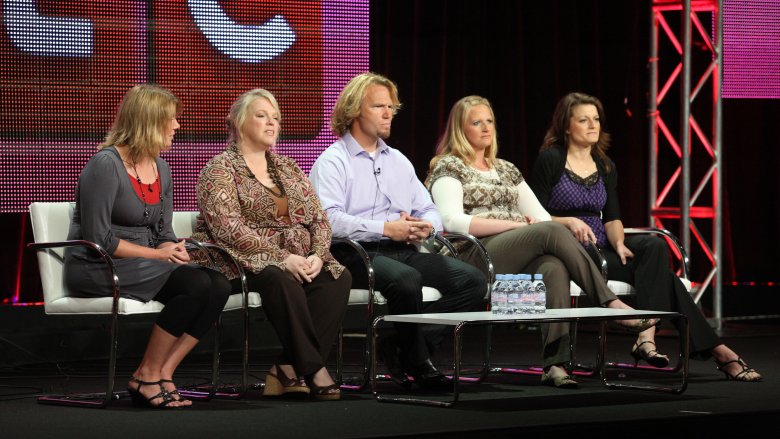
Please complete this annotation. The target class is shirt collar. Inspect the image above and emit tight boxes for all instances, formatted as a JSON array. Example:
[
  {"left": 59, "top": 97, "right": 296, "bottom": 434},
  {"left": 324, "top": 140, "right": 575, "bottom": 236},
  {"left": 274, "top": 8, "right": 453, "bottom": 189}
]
[{"left": 343, "top": 132, "right": 389, "bottom": 157}]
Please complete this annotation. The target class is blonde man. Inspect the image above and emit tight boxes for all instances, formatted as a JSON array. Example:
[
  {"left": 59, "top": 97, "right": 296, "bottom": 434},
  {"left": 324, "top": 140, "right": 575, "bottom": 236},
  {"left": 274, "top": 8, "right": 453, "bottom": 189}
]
[{"left": 310, "top": 73, "right": 486, "bottom": 390}]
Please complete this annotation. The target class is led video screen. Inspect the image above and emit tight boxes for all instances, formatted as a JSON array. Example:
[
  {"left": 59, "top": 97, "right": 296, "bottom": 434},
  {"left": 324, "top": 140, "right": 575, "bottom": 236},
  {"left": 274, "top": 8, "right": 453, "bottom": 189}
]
[
  {"left": 723, "top": 0, "right": 780, "bottom": 99},
  {"left": 0, "top": 0, "right": 369, "bottom": 212}
]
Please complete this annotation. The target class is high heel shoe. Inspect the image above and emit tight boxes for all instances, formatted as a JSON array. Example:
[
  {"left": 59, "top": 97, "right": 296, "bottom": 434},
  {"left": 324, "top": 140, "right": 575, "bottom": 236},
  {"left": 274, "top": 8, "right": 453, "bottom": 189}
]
[
  {"left": 159, "top": 378, "right": 190, "bottom": 403},
  {"left": 127, "top": 376, "right": 178, "bottom": 409},
  {"left": 612, "top": 317, "right": 659, "bottom": 333},
  {"left": 307, "top": 381, "right": 341, "bottom": 401},
  {"left": 630, "top": 340, "right": 670, "bottom": 368},
  {"left": 263, "top": 365, "right": 310, "bottom": 396},
  {"left": 715, "top": 357, "right": 762, "bottom": 382}
]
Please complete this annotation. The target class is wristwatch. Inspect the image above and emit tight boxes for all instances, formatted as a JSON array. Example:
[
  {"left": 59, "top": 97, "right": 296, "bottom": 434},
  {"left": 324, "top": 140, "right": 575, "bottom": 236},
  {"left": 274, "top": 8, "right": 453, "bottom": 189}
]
[{"left": 427, "top": 228, "right": 437, "bottom": 240}]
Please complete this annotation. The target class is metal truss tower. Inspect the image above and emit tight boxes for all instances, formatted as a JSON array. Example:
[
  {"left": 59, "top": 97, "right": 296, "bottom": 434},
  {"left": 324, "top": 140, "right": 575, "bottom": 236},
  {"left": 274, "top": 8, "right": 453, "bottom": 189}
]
[{"left": 648, "top": 0, "right": 723, "bottom": 326}]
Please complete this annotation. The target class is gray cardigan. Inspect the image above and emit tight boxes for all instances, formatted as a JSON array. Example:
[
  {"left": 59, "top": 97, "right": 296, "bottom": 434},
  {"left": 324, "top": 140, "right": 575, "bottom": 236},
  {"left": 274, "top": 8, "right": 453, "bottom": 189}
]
[{"left": 64, "top": 146, "right": 180, "bottom": 301}]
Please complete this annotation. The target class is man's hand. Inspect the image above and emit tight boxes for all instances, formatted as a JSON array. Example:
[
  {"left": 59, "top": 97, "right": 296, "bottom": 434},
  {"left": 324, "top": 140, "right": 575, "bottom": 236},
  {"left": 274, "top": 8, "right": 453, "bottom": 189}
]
[{"left": 383, "top": 211, "right": 433, "bottom": 243}]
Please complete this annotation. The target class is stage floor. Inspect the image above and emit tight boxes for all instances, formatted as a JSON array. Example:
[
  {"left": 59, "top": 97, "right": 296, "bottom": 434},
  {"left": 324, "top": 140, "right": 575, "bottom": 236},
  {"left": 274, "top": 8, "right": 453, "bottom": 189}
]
[{"left": 2, "top": 318, "right": 779, "bottom": 438}]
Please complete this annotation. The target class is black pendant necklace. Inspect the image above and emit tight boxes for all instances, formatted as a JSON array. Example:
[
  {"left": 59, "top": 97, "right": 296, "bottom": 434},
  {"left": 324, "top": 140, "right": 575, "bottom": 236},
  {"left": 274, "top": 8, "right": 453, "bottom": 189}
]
[{"left": 131, "top": 161, "right": 164, "bottom": 247}]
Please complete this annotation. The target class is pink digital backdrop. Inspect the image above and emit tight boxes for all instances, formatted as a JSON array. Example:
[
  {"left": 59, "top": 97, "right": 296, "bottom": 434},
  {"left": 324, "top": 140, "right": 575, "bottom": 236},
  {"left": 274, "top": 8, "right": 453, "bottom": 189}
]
[
  {"left": 0, "top": 0, "right": 369, "bottom": 212},
  {"left": 723, "top": 0, "right": 780, "bottom": 99}
]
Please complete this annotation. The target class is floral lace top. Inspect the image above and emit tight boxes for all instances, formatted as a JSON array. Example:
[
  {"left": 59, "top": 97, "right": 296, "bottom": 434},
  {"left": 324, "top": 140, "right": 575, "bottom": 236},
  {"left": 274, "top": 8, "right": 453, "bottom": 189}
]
[{"left": 427, "top": 155, "right": 527, "bottom": 223}]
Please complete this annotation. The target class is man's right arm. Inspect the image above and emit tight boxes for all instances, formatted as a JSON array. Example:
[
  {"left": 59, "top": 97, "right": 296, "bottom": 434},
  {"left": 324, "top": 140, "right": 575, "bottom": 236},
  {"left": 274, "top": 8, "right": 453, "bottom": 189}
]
[{"left": 309, "top": 150, "right": 385, "bottom": 241}]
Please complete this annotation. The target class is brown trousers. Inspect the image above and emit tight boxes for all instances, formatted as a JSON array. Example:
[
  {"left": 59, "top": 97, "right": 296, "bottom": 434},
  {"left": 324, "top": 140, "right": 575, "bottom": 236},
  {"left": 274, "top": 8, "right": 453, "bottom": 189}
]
[{"left": 234, "top": 266, "right": 351, "bottom": 377}]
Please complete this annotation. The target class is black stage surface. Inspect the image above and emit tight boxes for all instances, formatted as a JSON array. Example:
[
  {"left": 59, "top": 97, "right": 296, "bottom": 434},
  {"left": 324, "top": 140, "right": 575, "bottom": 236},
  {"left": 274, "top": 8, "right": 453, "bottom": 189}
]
[{"left": 1, "top": 307, "right": 779, "bottom": 438}]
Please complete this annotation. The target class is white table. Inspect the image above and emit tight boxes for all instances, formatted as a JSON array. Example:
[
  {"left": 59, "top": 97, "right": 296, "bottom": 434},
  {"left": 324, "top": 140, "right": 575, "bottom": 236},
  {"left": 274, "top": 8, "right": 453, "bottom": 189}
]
[{"left": 370, "top": 308, "right": 689, "bottom": 407}]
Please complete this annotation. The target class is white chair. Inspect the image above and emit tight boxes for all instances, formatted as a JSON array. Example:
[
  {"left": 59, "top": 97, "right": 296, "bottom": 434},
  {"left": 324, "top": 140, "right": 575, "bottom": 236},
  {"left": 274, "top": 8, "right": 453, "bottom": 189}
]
[
  {"left": 334, "top": 232, "right": 494, "bottom": 389},
  {"left": 28, "top": 202, "right": 256, "bottom": 407}
]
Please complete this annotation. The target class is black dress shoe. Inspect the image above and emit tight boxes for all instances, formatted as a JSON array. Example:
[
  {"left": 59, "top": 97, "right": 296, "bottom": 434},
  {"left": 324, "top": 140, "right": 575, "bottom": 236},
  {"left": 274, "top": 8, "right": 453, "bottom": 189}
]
[
  {"left": 377, "top": 336, "right": 412, "bottom": 389},
  {"left": 409, "top": 359, "right": 453, "bottom": 391}
]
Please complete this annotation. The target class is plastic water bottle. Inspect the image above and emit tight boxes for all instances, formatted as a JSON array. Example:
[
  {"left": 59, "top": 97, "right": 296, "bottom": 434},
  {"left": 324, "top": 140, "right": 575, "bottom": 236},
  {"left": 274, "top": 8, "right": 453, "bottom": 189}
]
[
  {"left": 505, "top": 275, "right": 520, "bottom": 315},
  {"left": 533, "top": 273, "right": 547, "bottom": 314},
  {"left": 491, "top": 274, "right": 508, "bottom": 315},
  {"left": 518, "top": 274, "right": 534, "bottom": 314}
]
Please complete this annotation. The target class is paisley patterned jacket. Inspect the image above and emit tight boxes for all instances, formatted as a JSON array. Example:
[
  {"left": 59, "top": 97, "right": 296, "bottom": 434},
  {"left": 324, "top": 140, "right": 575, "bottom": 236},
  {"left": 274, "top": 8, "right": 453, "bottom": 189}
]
[{"left": 192, "top": 145, "right": 345, "bottom": 280}]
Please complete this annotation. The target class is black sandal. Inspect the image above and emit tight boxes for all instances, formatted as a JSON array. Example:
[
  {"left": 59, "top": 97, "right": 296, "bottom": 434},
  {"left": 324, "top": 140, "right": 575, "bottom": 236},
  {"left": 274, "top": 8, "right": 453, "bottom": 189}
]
[
  {"left": 159, "top": 378, "right": 190, "bottom": 403},
  {"left": 715, "top": 357, "right": 762, "bottom": 382},
  {"left": 127, "top": 376, "right": 179, "bottom": 409},
  {"left": 630, "top": 340, "right": 670, "bottom": 368}
]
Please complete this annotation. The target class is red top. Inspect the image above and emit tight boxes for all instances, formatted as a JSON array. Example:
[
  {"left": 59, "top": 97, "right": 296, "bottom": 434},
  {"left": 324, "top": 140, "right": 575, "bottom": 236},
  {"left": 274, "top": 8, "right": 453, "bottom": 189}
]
[{"left": 127, "top": 173, "right": 161, "bottom": 204}]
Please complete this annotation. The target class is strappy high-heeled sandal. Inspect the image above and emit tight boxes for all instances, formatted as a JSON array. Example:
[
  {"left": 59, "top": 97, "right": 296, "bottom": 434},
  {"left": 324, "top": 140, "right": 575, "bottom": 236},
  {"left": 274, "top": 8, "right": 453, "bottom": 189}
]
[
  {"left": 127, "top": 376, "right": 179, "bottom": 409},
  {"left": 159, "top": 378, "right": 190, "bottom": 403},
  {"left": 612, "top": 317, "right": 659, "bottom": 333},
  {"left": 263, "top": 365, "right": 310, "bottom": 396},
  {"left": 630, "top": 340, "right": 670, "bottom": 368},
  {"left": 715, "top": 357, "right": 762, "bottom": 382}
]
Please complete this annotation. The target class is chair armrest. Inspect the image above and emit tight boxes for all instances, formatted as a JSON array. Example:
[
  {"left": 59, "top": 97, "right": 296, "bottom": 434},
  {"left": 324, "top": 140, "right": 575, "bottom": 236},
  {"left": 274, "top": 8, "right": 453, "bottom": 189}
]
[
  {"left": 585, "top": 240, "right": 608, "bottom": 282},
  {"left": 331, "top": 237, "right": 375, "bottom": 293},
  {"left": 27, "top": 239, "right": 121, "bottom": 307},
  {"left": 624, "top": 227, "right": 690, "bottom": 279},
  {"left": 440, "top": 232, "right": 495, "bottom": 282},
  {"left": 181, "top": 238, "right": 250, "bottom": 302}
]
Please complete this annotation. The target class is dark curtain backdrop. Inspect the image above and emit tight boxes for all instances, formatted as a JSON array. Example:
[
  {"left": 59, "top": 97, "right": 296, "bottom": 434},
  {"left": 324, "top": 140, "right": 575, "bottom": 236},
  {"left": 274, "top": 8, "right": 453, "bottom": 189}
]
[{"left": 369, "top": 0, "right": 778, "bottom": 283}]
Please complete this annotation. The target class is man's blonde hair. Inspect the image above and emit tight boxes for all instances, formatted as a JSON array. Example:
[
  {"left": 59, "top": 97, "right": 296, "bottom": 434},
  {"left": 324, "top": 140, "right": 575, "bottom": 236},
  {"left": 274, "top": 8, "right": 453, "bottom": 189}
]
[{"left": 330, "top": 72, "right": 401, "bottom": 137}]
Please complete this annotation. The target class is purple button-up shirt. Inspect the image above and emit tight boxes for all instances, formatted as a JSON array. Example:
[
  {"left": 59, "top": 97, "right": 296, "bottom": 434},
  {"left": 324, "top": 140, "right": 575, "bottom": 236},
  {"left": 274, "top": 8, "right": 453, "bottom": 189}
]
[{"left": 309, "top": 132, "right": 442, "bottom": 242}]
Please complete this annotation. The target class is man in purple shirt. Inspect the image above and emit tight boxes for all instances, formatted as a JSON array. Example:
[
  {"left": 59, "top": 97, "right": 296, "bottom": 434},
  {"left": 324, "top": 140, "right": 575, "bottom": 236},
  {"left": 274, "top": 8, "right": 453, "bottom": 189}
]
[{"left": 310, "top": 72, "right": 486, "bottom": 390}]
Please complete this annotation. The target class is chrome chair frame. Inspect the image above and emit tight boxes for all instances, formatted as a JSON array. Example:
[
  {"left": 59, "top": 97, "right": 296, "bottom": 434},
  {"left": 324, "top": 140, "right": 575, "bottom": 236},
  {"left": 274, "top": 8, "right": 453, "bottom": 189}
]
[{"left": 334, "top": 232, "right": 494, "bottom": 390}]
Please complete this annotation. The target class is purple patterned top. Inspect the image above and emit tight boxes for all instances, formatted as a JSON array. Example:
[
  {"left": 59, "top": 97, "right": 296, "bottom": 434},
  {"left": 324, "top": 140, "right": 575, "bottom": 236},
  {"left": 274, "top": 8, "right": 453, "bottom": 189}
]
[{"left": 548, "top": 169, "right": 608, "bottom": 247}]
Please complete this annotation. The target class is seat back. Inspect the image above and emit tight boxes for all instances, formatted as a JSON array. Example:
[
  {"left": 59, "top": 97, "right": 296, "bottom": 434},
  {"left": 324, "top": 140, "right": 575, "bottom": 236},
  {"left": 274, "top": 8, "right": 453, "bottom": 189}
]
[
  {"left": 172, "top": 211, "right": 198, "bottom": 239},
  {"left": 29, "top": 202, "right": 75, "bottom": 312}
]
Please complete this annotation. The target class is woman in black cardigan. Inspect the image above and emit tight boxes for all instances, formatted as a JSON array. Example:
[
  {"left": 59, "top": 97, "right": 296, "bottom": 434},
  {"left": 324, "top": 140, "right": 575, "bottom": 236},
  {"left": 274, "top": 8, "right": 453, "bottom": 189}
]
[{"left": 531, "top": 92, "right": 761, "bottom": 382}]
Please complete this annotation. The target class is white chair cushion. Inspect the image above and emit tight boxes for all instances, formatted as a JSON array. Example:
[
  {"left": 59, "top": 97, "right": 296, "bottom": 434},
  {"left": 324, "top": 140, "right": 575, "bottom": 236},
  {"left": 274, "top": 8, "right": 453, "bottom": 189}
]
[
  {"left": 226, "top": 291, "right": 263, "bottom": 309},
  {"left": 569, "top": 278, "right": 692, "bottom": 297},
  {"left": 348, "top": 286, "right": 442, "bottom": 306}
]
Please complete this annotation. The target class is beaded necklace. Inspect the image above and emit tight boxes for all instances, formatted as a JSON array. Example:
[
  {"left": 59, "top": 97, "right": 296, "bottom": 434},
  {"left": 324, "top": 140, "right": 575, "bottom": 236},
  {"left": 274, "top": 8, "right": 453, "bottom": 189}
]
[{"left": 131, "top": 161, "right": 164, "bottom": 247}]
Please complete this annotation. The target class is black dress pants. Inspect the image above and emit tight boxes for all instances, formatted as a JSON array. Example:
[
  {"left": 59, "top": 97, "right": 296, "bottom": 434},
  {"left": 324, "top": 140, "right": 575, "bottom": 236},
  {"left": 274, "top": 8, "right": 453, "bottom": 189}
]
[
  {"left": 332, "top": 241, "right": 485, "bottom": 367},
  {"left": 591, "top": 234, "right": 721, "bottom": 358}
]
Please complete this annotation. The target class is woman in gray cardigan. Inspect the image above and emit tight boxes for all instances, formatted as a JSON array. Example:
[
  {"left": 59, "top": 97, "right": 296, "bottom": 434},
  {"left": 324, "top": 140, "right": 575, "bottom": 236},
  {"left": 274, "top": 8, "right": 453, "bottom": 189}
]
[{"left": 64, "top": 85, "right": 232, "bottom": 408}]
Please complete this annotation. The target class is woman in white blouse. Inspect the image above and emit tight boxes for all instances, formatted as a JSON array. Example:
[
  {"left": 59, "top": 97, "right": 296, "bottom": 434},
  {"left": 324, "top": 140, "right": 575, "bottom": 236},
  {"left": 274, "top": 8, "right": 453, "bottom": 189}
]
[{"left": 426, "top": 95, "right": 655, "bottom": 388}]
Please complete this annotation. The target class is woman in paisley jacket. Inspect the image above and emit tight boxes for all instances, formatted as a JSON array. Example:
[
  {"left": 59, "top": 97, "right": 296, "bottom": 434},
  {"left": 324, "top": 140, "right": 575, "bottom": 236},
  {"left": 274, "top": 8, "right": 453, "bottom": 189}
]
[
  {"left": 426, "top": 95, "right": 655, "bottom": 388},
  {"left": 193, "top": 89, "right": 351, "bottom": 400}
]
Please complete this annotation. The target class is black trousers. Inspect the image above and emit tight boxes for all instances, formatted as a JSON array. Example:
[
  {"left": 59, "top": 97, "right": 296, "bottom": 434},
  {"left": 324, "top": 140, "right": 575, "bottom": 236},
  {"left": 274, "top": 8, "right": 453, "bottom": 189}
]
[
  {"left": 233, "top": 266, "right": 351, "bottom": 377},
  {"left": 332, "top": 241, "right": 486, "bottom": 367},
  {"left": 153, "top": 265, "right": 232, "bottom": 340},
  {"left": 591, "top": 234, "right": 721, "bottom": 358}
]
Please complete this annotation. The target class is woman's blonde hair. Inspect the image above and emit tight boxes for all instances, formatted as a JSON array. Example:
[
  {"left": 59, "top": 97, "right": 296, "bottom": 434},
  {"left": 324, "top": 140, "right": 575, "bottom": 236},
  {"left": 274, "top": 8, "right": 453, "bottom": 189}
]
[
  {"left": 330, "top": 72, "right": 401, "bottom": 137},
  {"left": 100, "top": 84, "right": 180, "bottom": 163},
  {"left": 429, "top": 95, "right": 498, "bottom": 173},
  {"left": 226, "top": 88, "right": 281, "bottom": 146}
]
